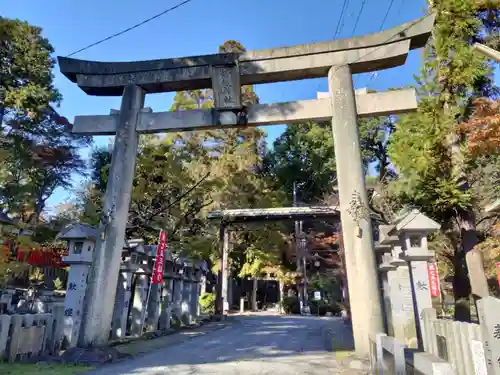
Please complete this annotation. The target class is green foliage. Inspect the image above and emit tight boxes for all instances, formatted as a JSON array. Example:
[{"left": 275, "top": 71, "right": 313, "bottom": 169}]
[
  {"left": 0, "top": 17, "right": 60, "bottom": 115},
  {"left": 199, "top": 292, "right": 216, "bottom": 315},
  {"left": 308, "top": 274, "right": 342, "bottom": 303},
  {"left": 181, "top": 312, "right": 190, "bottom": 326},
  {"left": 53, "top": 277, "right": 63, "bottom": 291},
  {"left": 282, "top": 296, "right": 301, "bottom": 315},
  {"left": 170, "top": 316, "right": 181, "bottom": 329},
  {"left": 387, "top": 0, "right": 500, "bottom": 320},
  {"left": 0, "top": 17, "right": 89, "bottom": 225},
  {"left": 0, "top": 224, "right": 37, "bottom": 286},
  {"left": 263, "top": 116, "right": 395, "bottom": 205},
  {"left": 263, "top": 121, "right": 336, "bottom": 204},
  {"left": 308, "top": 299, "right": 343, "bottom": 316}
]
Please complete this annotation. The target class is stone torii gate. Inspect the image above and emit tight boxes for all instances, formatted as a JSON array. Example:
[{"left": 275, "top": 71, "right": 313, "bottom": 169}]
[
  {"left": 207, "top": 206, "right": 342, "bottom": 316},
  {"left": 58, "top": 14, "right": 434, "bottom": 356}
]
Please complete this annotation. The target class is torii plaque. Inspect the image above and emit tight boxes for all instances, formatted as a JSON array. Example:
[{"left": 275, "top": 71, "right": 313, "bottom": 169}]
[{"left": 58, "top": 14, "right": 434, "bottom": 356}]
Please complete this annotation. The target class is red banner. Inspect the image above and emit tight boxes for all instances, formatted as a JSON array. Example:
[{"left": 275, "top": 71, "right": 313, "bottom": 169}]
[
  {"left": 496, "top": 262, "right": 500, "bottom": 288},
  {"left": 152, "top": 231, "right": 167, "bottom": 284},
  {"left": 427, "top": 262, "right": 441, "bottom": 297}
]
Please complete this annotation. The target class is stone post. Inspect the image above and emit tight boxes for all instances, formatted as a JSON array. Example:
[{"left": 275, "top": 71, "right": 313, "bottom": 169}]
[
  {"left": 477, "top": 296, "right": 500, "bottom": 375},
  {"left": 279, "top": 280, "right": 285, "bottom": 314},
  {"left": 173, "top": 277, "right": 183, "bottom": 320},
  {"left": 62, "top": 249, "right": 92, "bottom": 347},
  {"left": 190, "top": 270, "right": 200, "bottom": 320},
  {"left": 79, "top": 85, "right": 145, "bottom": 347},
  {"left": 198, "top": 275, "right": 206, "bottom": 316},
  {"left": 158, "top": 279, "right": 172, "bottom": 330},
  {"left": 380, "top": 225, "right": 412, "bottom": 343},
  {"left": 146, "top": 283, "right": 161, "bottom": 331},
  {"left": 228, "top": 274, "right": 233, "bottom": 311},
  {"left": 377, "top": 248, "right": 397, "bottom": 336},
  {"left": 222, "top": 232, "right": 229, "bottom": 314},
  {"left": 181, "top": 270, "right": 192, "bottom": 324},
  {"left": 251, "top": 278, "right": 258, "bottom": 311},
  {"left": 130, "top": 272, "right": 148, "bottom": 336},
  {"left": 328, "top": 64, "right": 383, "bottom": 357},
  {"left": 391, "top": 244, "right": 417, "bottom": 347},
  {"left": 216, "top": 226, "right": 229, "bottom": 315},
  {"left": 111, "top": 271, "right": 132, "bottom": 338}
]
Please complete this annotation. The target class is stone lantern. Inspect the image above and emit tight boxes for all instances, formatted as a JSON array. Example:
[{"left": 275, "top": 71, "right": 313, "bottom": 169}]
[{"left": 389, "top": 208, "right": 440, "bottom": 349}]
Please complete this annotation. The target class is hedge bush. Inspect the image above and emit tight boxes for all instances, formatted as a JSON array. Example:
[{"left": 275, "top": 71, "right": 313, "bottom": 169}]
[
  {"left": 282, "top": 296, "right": 301, "bottom": 315},
  {"left": 309, "top": 299, "right": 343, "bottom": 316},
  {"left": 199, "top": 292, "right": 216, "bottom": 315}
]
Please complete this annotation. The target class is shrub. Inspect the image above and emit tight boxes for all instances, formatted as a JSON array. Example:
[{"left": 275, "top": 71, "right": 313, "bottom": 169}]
[
  {"left": 181, "top": 312, "right": 190, "bottom": 325},
  {"left": 199, "top": 292, "right": 216, "bottom": 315},
  {"left": 170, "top": 316, "right": 182, "bottom": 328},
  {"left": 309, "top": 300, "right": 343, "bottom": 316},
  {"left": 282, "top": 296, "right": 301, "bottom": 315}
]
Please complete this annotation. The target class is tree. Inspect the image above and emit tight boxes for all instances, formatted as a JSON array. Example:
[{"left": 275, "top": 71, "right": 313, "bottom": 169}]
[
  {"left": 388, "top": 0, "right": 500, "bottom": 320},
  {"left": 263, "top": 121, "right": 336, "bottom": 204},
  {"left": 459, "top": 98, "right": 500, "bottom": 157},
  {"left": 0, "top": 17, "right": 88, "bottom": 225}
]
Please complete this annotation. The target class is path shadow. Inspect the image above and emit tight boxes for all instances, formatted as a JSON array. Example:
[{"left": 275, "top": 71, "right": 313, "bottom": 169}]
[{"left": 87, "top": 315, "right": 356, "bottom": 374}]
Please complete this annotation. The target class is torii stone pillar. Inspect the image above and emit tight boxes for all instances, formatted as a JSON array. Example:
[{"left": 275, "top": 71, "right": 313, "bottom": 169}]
[
  {"left": 328, "top": 65, "right": 384, "bottom": 355},
  {"left": 77, "top": 85, "right": 145, "bottom": 346}
]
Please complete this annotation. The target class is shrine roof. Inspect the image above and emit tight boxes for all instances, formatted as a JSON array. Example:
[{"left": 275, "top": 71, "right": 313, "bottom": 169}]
[{"left": 56, "top": 223, "right": 99, "bottom": 240}]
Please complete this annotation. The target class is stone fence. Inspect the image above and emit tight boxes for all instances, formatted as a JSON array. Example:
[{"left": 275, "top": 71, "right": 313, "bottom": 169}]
[
  {"left": 370, "top": 333, "right": 453, "bottom": 374},
  {"left": 421, "top": 308, "right": 484, "bottom": 374},
  {"left": 368, "top": 209, "right": 500, "bottom": 374},
  {"left": 0, "top": 307, "right": 65, "bottom": 362},
  {"left": 371, "top": 297, "right": 500, "bottom": 374}
]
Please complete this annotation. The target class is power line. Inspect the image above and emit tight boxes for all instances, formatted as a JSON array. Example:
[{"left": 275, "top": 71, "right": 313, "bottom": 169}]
[
  {"left": 66, "top": 0, "right": 195, "bottom": 57},
  {"left": 306, "top": 16, "right": 427, "bottom": 193},
  {"left": 357, "top": 0, "right": 397, "bottom": 87},
  {"left": 379, "top": 0, "right": 396, "bottom": 31},
  {"left": 395, "top": 0, "right": 405, "bottom": 18},
  {"left": 334, "top": 0, "right": 350, "bottom": 38},
  {"left": 351, "top": 0, "right": 367, "bottom": 37}
]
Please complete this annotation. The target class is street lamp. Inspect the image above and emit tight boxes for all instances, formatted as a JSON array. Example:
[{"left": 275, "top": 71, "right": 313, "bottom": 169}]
[
  {"left": 313, "top": 253, "right": 321, "bottom": 269},
  {"left": 299, "top": 232, "right": 310, "bottom": 314}
]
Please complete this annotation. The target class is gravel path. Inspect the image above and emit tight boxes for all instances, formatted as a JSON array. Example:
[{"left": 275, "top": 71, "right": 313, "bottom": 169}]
[{"left": 85, "top": 314, "right": 364, "bottom": 375}]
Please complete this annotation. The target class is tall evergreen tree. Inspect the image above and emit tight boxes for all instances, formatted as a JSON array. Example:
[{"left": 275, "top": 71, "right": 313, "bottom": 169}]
[{"left": 388, "top": 0, "right": 500, "bottom": 320}]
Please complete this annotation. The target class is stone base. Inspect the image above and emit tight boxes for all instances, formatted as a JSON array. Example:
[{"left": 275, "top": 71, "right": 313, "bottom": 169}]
[
  {"left": 340, "top": 354, "right": 371, "bottom": 372},
  {"left": 46, "top": 347, "right": 130, "bottom": 366}
]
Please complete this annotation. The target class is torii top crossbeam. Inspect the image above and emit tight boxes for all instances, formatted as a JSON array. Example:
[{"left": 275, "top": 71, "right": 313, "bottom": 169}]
[
  {"left": 207, "top": 206, "right": 340, "bottom": 224},
  {"left": 58, "top": 15, "right": 434, "bottom": 96}
]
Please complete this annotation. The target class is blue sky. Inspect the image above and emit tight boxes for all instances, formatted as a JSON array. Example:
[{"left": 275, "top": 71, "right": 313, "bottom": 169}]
[{"left": 3, "top": 0, "right": 431, "bottom": 211}]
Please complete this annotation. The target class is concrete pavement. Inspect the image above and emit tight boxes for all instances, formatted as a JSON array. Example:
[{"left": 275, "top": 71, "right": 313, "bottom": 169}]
[{"left": 85, "top": 314, "right": 363, "bottom": 375}]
